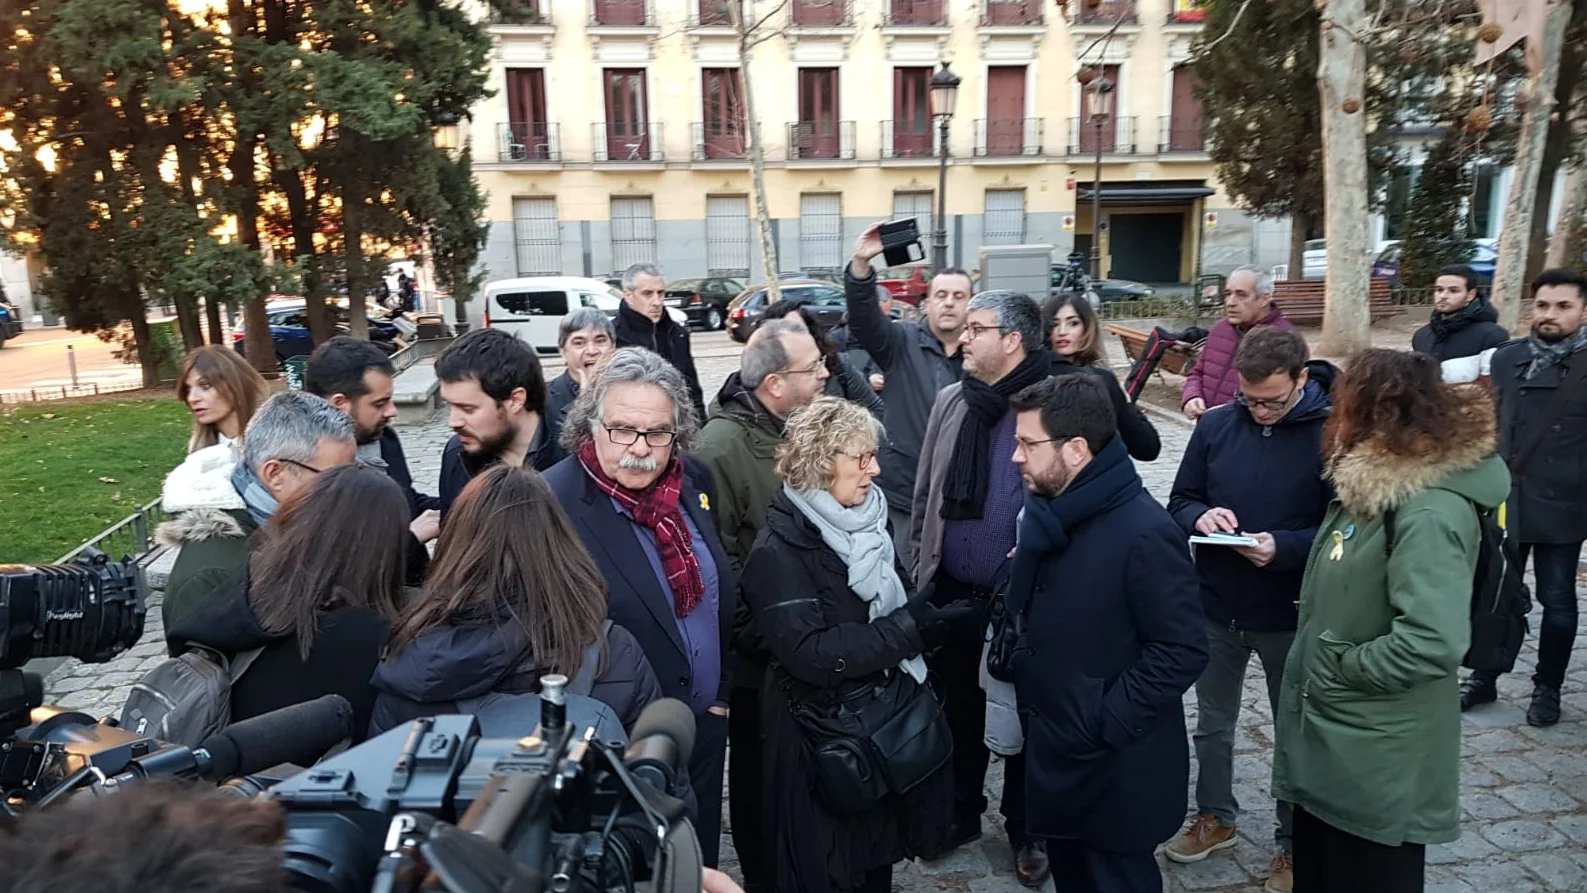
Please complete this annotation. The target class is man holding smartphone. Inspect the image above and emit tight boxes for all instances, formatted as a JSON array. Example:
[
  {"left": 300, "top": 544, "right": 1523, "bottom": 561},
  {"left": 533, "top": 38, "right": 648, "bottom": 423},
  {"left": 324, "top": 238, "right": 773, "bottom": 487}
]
[{"left": 845, "top": 220, "right": 970, "bottom": 566}]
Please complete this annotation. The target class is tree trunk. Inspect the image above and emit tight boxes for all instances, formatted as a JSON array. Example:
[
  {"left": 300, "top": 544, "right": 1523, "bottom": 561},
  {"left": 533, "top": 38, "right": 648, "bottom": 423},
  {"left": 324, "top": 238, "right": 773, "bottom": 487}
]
[
  {"left": 1545, "top": 158, "right": 1587, "bottom": 269},
  {"left": 1527, "top": 0, "right": 1587, "bottom": 282},
  {"left": 1288, "top": 211, "right": 1312, "bottom": 280},
  {"left": 1491, "top": 1, "right": 1572, "bottom": 333},
  {"left": 174, "top": 298, "right": 204, "bottom": 350},
  {"left": 205, "top": 298, "right": 225, "bottom": 344},
  {"left": 733, "top": 9, "right": 781, "bottom": 301},
  {"left": 276, "top": 165, "right": 334, "bottom": 343},
  {"left": 342, "top": 150, "right": 370, "bottom": 342},
  {"left": 1316, "top": 0, "right": 1372, "bottom": 356},
  {"left": 128, "top": 310, "right": 161, "bottom": 389}
]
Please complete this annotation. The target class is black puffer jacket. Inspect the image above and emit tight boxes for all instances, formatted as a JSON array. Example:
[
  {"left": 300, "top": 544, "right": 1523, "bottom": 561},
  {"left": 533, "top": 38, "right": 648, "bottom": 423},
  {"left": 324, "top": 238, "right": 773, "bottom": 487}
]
[
  {"left": 1411, "top": 298, "right": 1510, "bottom": 364},
  {"left": 614, "top": 301, "right": 705, "bottom": 415}
]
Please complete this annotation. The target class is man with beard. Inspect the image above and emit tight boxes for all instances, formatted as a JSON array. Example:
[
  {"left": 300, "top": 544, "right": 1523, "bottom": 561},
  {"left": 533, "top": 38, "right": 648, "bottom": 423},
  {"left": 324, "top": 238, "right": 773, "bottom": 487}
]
[
  {"left": 1410, "top": 265, "right": 1509, "bottom": 384},
  {"left": 695, "top": 318, "right": 828, "bottom": 892},
  {"left": 545, "top": 348, "right": 735, "bottom": 868},
  {"left": 1466, "top": 268, "right": 1587, "bottom": 726},
  {"left": 305, "top": 337, "right": 441, "bottom": 582},
  {"left": 436, "top": 327, "right": 560, "bottom": 519},
  {"left": 1007, "top": 374, "right": 1207, "bottom": 892},
  {"left": 615, "top": 262, "right": 706, "bottom": 415},
  {"left": 909, "top": 289, "right": 1051, "bottom": 874},
  {"left": 548, "top": 308, "right": 617, "bottom": 427}
]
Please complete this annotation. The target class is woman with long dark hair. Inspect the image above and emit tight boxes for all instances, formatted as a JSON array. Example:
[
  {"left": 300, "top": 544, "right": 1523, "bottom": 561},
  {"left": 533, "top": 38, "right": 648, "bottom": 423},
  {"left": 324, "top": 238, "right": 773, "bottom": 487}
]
[
  {"left": 369, "top": 464, "right": 663, "bottom": 734},
  {"left": 761, "top": 299, "right": 884, "bottom": 418},
  {"left": 1040, "top": 293, "right": 1161, "bottom": 461},
  {"left": 165, "top": 464, "right": 409, "bottom": 742},
  {"left": 177, "top": 345, "right": 270, "bottom": 453},
  {"left": 1272, "top": 349, "right": 1508, "bottom": 893}
]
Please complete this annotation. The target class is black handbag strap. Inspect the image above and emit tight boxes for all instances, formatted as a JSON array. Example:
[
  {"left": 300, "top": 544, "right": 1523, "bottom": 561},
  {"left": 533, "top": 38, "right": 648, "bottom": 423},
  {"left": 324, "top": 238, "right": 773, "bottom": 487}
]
[{"left": 1509, "top": 357, "right": 1587, "bottom": 477}]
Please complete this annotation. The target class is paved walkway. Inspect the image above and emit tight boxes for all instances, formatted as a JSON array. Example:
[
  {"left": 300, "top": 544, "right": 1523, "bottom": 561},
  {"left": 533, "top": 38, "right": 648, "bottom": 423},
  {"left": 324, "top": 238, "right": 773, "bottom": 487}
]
[{"left": 39, "top": 338, "right": 1587, "bottom": 893}]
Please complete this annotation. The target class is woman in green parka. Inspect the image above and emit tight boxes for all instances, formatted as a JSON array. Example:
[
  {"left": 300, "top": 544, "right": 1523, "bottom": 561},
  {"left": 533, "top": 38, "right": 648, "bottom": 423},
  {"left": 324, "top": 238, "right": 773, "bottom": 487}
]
[{"left": 1272, "top": 349, "right": 1510, "bottom": 893}]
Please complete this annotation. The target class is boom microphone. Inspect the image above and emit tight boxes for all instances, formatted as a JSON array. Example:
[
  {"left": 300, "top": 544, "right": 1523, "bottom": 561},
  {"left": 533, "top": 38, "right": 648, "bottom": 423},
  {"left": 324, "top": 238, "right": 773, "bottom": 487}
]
[
  {"left": 197, "top": 694, "right": 355, "bottom": 780},
  {"left": 622, "top": 698, "right": 695, "bottom": 793}
]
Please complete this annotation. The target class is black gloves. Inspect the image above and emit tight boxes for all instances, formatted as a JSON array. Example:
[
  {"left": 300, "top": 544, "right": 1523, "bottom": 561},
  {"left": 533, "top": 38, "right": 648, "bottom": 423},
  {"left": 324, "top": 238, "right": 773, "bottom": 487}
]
[{"left": 906, "top": 598, "right": 983, "bottom": 651}]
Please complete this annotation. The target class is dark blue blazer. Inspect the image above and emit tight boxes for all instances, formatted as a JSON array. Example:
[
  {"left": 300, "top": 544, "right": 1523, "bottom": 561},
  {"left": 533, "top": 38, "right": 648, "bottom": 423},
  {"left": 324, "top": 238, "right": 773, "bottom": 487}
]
[
  {"left": 543, "top": 454, "right": 736, "bottom": 710},
  {"left": 1014, "top": 490, "right": 1208, "bottom": 853}
]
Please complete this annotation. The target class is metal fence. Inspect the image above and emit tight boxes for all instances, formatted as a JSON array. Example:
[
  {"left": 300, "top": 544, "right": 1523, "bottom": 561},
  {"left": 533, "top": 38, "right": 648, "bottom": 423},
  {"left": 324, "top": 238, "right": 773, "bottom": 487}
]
[
  {"left": 0, "top": 380, "right": 149, "bottom": 405},
  {"left": 57, "top": 498, "right": 169, "bottom": 565}
]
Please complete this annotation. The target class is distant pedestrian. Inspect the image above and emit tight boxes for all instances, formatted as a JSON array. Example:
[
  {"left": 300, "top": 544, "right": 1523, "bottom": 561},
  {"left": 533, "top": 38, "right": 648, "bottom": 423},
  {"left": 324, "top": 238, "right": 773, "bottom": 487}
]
[
  {"left": 827, "top": 284, "right": 892, "bottom": 393},
  {"left": 760, "top": 299, "right": 882, "bottom": 418},
  {"left": 1043, "top": 292, "right": 1161, "bottom": 461},
  {"left": 177, "top": 345, "right": 269, "bottom": 453},
  {"left": 1409, "top": 264, "right": 1508, "bottom": 384},
  {"left": 548, "top": 308, "right": 617, "bottom": 428},
  {"left": 1008, "top": 374, "right": 1207, "bottom": 892},
  {"left": 614, "top": 262, "right": 705, "bottom": 414},
  {"left": 1183, "top": 266, "right": 1295, "bottom": 420},
  {"left": 1273, "top": 349, "right": 1508, "bottom": 893},
  {"left": 1464, "top": 268, "right": 1587, "bottom": 725}
]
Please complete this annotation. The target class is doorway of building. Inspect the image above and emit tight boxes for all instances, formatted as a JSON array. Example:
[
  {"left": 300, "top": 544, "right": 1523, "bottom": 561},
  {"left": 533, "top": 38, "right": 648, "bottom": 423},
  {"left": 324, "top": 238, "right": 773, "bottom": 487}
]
[{"left": 1108, "top": 213, "right": 1184, "bottom": 283}]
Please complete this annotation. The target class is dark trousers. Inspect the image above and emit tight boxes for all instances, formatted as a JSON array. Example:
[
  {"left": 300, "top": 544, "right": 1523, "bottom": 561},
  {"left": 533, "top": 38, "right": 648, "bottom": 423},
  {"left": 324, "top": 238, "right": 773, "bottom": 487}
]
[
  {"left": 1001, "top": 750, "right": 1049, "bottom": 850},
  {"left": 1473, "top": 541, "right": 1584, "bottom": 690},
  {"left": 925, "top": 573, "right": 994, "bottom": 827},
  {"left": 1047, "top": 839, "right": 1162, "bottom": 893},
  {"left": 690, "top": 710, "right": 728, "bottom": 868},
  {"left": 846, "top": 864, "right": 892, "bottom": 893},
  {"left": 1292, "top": 806, "right": 1423, "bottom": 893},
  {"left": 726, "top": 684, "right": 767, "bottom": 887}
]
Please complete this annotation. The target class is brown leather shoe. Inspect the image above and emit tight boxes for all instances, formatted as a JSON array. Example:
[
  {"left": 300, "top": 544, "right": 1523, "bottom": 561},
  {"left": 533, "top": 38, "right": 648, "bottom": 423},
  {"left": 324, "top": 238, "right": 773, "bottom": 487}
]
[
  {"left": 1163, "top": 813, "right": 1238, "bottom": 864},
  {"left": 1015, "top": 841, "right": 1050, "bottom": 887},
  {"left": 1265, "top": 850, "right": 1294, "bottom": 893}
]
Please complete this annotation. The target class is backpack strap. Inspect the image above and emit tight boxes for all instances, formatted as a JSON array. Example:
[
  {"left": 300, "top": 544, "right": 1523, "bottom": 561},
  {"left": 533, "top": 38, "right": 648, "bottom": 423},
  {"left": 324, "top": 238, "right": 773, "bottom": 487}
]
[
  {"left": 568, "top": 620, "right": 614, "bottom": 697},
  {"left": 1383, "top": 507, "right": 1398, "bottom": 554},
  {"left": 229, "top": 646, "right": 265, "bottom": 683}
]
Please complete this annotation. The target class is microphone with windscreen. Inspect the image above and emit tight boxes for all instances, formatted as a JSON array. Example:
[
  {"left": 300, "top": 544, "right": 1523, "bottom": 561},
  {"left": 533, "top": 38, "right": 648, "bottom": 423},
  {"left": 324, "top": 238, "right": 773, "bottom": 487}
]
[
  {"left": 622, "top": 698, "right": 696, "bottom": 795},
  {"left": 196, "top": 694, "right": 355, "bottom": 780}
]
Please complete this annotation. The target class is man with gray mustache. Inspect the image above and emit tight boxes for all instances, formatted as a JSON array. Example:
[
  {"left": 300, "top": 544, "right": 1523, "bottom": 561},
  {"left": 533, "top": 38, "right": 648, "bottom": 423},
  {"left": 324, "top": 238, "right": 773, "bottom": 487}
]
[{"left": 543, "top": 347, "right": 738, "bottom": 868}]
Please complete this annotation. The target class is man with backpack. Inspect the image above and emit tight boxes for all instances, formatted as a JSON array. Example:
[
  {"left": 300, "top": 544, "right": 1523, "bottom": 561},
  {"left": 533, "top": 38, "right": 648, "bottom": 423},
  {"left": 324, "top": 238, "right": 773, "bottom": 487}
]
[
  {"left": 1164, "top": 328, "right": 1332, "bottom": 893},
  {"left": 1463, "top": 268, "right": 1587, "bottom": 726}
]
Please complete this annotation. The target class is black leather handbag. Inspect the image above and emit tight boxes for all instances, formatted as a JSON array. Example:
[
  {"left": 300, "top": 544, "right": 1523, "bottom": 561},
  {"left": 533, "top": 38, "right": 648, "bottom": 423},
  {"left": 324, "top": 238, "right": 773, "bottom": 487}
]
[{"left": 790, "top": 670, "right": 953, "bottom": 815}]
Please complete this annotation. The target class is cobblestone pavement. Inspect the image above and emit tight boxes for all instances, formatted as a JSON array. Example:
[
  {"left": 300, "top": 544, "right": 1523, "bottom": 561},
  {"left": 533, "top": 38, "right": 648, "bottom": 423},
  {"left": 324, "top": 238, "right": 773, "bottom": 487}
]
[{"left": 41, "top": 331, "right": 1587, "bottom": 892}]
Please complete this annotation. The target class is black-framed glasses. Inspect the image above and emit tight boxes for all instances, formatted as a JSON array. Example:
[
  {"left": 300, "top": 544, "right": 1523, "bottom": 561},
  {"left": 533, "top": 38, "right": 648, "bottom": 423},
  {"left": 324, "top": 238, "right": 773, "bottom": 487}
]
[
  {"left": 1236, "top": 390, "right": 1297, "bottom": 412},
  {"left": 604, "top": 424, "right": 678, "bottom": 448},
  {"left": 280, "top": 458, "right": 324, "bottom": 475},
  {"left": 961, "top": 322, "right": 1008, "bottom": 341}
]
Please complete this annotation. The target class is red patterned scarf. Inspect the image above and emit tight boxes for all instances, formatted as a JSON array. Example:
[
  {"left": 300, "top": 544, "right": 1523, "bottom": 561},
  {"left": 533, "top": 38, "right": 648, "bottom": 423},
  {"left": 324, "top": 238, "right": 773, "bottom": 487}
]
[{"left": 576, "top": 439, "right": 705, "bottom": 617}]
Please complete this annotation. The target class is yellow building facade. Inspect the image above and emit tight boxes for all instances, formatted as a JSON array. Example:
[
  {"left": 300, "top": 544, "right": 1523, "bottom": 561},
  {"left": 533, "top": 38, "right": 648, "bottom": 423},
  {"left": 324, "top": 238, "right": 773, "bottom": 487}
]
[{"left": 463, "top": 0, "right": 1280, "bottom": 319}]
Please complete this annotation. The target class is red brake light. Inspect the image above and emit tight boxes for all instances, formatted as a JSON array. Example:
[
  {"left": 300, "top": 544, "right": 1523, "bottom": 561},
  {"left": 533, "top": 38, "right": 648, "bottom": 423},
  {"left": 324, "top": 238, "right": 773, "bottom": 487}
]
[
  {"left": 232, "top": 331, "right": 244, "bottom": 342},
  {"left": 730, "top": 307, "right": 746, "bottom": 320}
]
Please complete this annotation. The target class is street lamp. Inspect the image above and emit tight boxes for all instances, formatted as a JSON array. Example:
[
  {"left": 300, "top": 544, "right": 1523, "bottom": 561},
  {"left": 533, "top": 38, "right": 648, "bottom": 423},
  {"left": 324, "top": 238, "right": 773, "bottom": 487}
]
[
  {"left": 929, "top": 62, "right": 961, "bottom": 273},
  {"left": 1086, "top": 74, "right": 1114, "bottom": 282},
  {"left": 432, "top": 110, "right": 462, "bottom": 153}
]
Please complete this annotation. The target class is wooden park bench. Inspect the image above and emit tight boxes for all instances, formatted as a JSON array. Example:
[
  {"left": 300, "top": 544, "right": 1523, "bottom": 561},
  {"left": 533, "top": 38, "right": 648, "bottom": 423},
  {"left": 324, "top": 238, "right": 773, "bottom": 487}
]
[
  {"left": 1273, "top": 278, "right": 1402, "bottom": 325},
  {"left": 1104, "top": 324, "right": 1201, "bottom": 376}
]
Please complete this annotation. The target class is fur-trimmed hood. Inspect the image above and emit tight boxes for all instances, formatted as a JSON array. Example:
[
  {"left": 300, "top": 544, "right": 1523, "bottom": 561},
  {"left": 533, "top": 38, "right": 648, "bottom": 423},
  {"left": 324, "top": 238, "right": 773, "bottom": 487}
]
[
  {"left": 1326, "top": 386, "right": 1510, "bottom": 518},
  {"left": 155, "top": 443, "right": 249, "bottom": 547}
]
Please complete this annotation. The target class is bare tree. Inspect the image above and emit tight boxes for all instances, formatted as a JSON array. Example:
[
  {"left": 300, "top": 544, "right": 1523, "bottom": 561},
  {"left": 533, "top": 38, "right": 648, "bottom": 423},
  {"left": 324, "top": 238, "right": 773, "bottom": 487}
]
[
  {"left": 724, "top": 0, "right": 792, "bottom": 305},
  {"left": 1546, "top": 157, "right": 1587, "bottom": 267},
  {"left": 1316, "top": 0, "right": 1373, "bottom": 355}
]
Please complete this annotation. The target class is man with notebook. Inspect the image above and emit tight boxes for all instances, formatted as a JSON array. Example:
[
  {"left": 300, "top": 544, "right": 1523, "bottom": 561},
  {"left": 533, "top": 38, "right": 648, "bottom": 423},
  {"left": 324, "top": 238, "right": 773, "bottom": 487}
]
[{"left": 1163, "top": 326, "right": 1334, "bottom": 893}]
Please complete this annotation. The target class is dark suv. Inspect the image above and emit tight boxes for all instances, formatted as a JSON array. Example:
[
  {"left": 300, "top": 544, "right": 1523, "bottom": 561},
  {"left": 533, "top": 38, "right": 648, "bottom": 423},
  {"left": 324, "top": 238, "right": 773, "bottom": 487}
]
[
  {"left": 725, "top": 279, "right": 848, "bottom": 343},
  {"left": 665, "top": 277, "right": 744, "bottom": 331}
]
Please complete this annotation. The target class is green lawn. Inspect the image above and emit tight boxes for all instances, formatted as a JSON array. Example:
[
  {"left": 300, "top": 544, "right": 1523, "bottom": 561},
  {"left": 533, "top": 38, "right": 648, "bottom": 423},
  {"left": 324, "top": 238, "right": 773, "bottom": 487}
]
[{"left": 0, "top": 394, "right": 191, "bottom": 564}]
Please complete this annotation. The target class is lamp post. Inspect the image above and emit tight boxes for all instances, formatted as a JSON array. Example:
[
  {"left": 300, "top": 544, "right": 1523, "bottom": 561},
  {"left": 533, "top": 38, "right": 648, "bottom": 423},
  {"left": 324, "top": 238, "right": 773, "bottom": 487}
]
[
  {"left": 1086, "top": 75, "right": 1114, "bottom": 282},
  {"left": 929, "top": 62, "right": 961, "bottom": 273}
]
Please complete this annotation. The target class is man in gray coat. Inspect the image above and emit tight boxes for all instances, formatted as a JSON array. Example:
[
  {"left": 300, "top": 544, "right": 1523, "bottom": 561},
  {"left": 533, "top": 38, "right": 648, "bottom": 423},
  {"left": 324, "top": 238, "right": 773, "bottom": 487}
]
[
  {"left": 911, "top": 289, "right": 1052, "bottom": 881},
  {"left": 845, "top": 221, "right": 969, "bottom": 565}
]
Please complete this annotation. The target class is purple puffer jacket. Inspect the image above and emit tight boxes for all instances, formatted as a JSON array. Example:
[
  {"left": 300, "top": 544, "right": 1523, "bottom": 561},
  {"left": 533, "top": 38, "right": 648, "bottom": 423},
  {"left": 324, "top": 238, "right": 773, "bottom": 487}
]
[{"left": 1181, "top": 305, "right": 1296, "bottom": 410}]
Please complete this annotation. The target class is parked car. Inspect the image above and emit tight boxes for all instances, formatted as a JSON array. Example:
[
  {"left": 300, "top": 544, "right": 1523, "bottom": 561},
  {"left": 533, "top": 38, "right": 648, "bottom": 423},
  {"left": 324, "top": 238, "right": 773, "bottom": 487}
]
[
  {"left": 1373, "top": 238, "right": 1498, "bottom": 288},
  {"left": 665, "top": 277, "right": 743, "bottom": 331},
  {"left": 483, "top": 276, "right": 687, "bottom": 355},
  {"left": 877, "top": 266, "right": 930, "bottom": 305},
  {"left": 0, "top": 298, "right": 23, "bottom": 346},
  {"left": 1301, "top": 239, "right": 1328, "bottom": 279},
  {"left": 233, "top": 299, "right": 403, "bottom": 361},
  {"left": 1049, "top": 266, "right": 1158, "bottom": 304},
  {"left": 726, "top": 279, "right": 848, "bottom": 343}
]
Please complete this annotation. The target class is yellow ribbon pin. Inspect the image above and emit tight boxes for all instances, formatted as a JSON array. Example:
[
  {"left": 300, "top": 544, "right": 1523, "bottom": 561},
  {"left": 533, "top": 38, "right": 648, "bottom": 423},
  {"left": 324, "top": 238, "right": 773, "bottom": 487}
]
[
  {"left": 699, "top": 493, "right": 710, "bottom": 511},
  {"left": 1328, "top": 530, "right": 1345, "bottom": 561}
]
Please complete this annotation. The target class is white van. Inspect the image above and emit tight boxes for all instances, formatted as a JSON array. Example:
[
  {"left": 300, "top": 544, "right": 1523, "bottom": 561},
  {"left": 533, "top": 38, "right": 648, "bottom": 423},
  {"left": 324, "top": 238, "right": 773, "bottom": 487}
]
[{"left": 482, "top": 276, "right": 686, "bottom": 355}]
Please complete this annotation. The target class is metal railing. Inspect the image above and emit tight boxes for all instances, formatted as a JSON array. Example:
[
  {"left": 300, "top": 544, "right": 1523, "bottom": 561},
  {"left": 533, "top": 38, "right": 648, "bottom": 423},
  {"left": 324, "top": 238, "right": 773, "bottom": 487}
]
[
  {"left": 790, "top": 0, "right": 850, "bottom": 26},
  {"left": 788, "top": 121, "right": 855, "bottom": 160},
  {"left": 1075, "top": 0, "right": 1136, "bottom": 24},
  {"left": 880, "top": 120, "right": 938, "bottom": 159},
  {"left": 0, "top": 380, "right": 149, "bottom": 405},
  {"left": 497, "top": 122, "right": 561, "bottom": 162},
  {"left": 57, "top": 498, "right": 169, "bottom": 565},
  {"left": 885, "top": 0, "right": 945, "bottom": 25},
  {"left": 591, "top": 0, "right": 650, "bottom": 26},
  {"left": 692, "top": 122, "right": 748, "bottom": 160},
  {"left": 982, "top": 0, "right": 1041, "bottom": 25},
  {"left": 974, "top": 118, "right": 1043, "bottom": 156},
  {"left": 592, "top": 122, "right": 665, "bottom": 162},
  {"left": 691, "top": 0, "right": 733, "bottom": 25},
  {"left": 1158, "top": 116, "right": 1206, "bottom": 153},
  {"left": 489, "top": 0, "right": 550, "bottom": 24},
  {"left": 1066, "top": 116, "right": 1139, "bottom": 155}
]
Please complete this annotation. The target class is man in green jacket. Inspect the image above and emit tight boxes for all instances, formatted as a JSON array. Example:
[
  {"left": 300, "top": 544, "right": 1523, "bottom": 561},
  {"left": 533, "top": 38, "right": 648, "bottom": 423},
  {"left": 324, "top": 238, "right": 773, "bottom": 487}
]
[
  {"left": 695, "top": 317, "right": 826, "bottom": 893},
  {"left": 1272, "top": 359, "right": 1508, "bottom": 891},
  {"left": 158, "top": 391, "right": 357, "bottom": 631}
]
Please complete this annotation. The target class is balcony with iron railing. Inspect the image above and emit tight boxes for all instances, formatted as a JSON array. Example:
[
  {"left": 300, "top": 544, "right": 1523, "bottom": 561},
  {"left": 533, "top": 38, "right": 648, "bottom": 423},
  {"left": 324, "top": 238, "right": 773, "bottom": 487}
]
[
  {"left": 593, "top": 122, "right": 665, "bottom": 162},
  {"left": 981, "top": 0, "right": 1041, "bottom": 26},
  {"left": 591, "top": 0, "right": 651, "bottom": 26},
  {"left": 974, "top": 118, "right": 1043, "bottom": 157},
  {"left": 1074, "top": 0, "right": 1136, "bottom": 26},
  {"left": 1065, "top": 116, "right": 1139, "bottom": 155},
  {"left": 692, "top": 121, "right": 749, "bottom": 161},
  {"left": 787, "top": 121, "right": 855, "bottom": 160},
  {"left": 881, "top": 120, "right": 939, "bottom": 160},
  {"left": 691, "top": 0, "right": 733, "bottom": 27},
  {"left": 790, "top": 0, "right": 851, "bottom": 27},
  {"left": 489, "top": 0, "right": 551, "bottom": 25},
  {"left": 1158, "top": 116, "right": 1206, "bottom": 154},
  {"left": 885, "top": 0, "right": 946, "bottom": 26},
  {"left": 498, "top": 122, "right": 562, "bottom": 162}
]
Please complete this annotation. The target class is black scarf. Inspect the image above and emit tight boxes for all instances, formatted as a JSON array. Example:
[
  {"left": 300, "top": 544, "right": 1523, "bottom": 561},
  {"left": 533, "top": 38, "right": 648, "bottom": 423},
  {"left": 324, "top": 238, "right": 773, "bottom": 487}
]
[
  {"left": 1428, "top": 298, "right": 1487, "bottom": 340},
  {"left": 940, "top": 350, "right": 1051, "bottom": 520}
]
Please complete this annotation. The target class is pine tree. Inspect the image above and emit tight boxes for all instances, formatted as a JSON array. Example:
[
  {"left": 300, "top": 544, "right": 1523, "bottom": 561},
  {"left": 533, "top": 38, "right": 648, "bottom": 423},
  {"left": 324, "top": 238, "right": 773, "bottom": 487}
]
[{"left": 1396, "top": 133, "right": 1475, "bottom": 294}]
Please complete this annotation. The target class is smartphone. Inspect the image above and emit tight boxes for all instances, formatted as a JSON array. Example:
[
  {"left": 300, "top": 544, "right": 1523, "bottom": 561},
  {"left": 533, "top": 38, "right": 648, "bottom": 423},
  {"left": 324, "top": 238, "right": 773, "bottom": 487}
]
[{"left": 878, "top": 218, "right": 925, "bottom": 266}]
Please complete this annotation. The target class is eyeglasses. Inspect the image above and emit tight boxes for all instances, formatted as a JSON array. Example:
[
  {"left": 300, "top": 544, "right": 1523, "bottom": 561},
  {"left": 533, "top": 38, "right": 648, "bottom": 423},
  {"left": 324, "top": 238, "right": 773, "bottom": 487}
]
[
  {"left": 279, "top": 458, "right": 324, "bottom": 475},
  {"left": 839, "top": 449, "right": 877, "bottom": 466},
  {"left": 604, "top": 424, "right": 678, "bottom": 448},
  {"left": 1235, "top": 391, "right": 1296, "bottom": 412},
  {"left": 1015, "top": 435, "right": 1076, "bottom": 451},
  {"left": 961, "top": 322, "right": 1007, "bottom": 341},
  {"left": 776, "top": 361, "right": 826, "bottom": 377}
]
